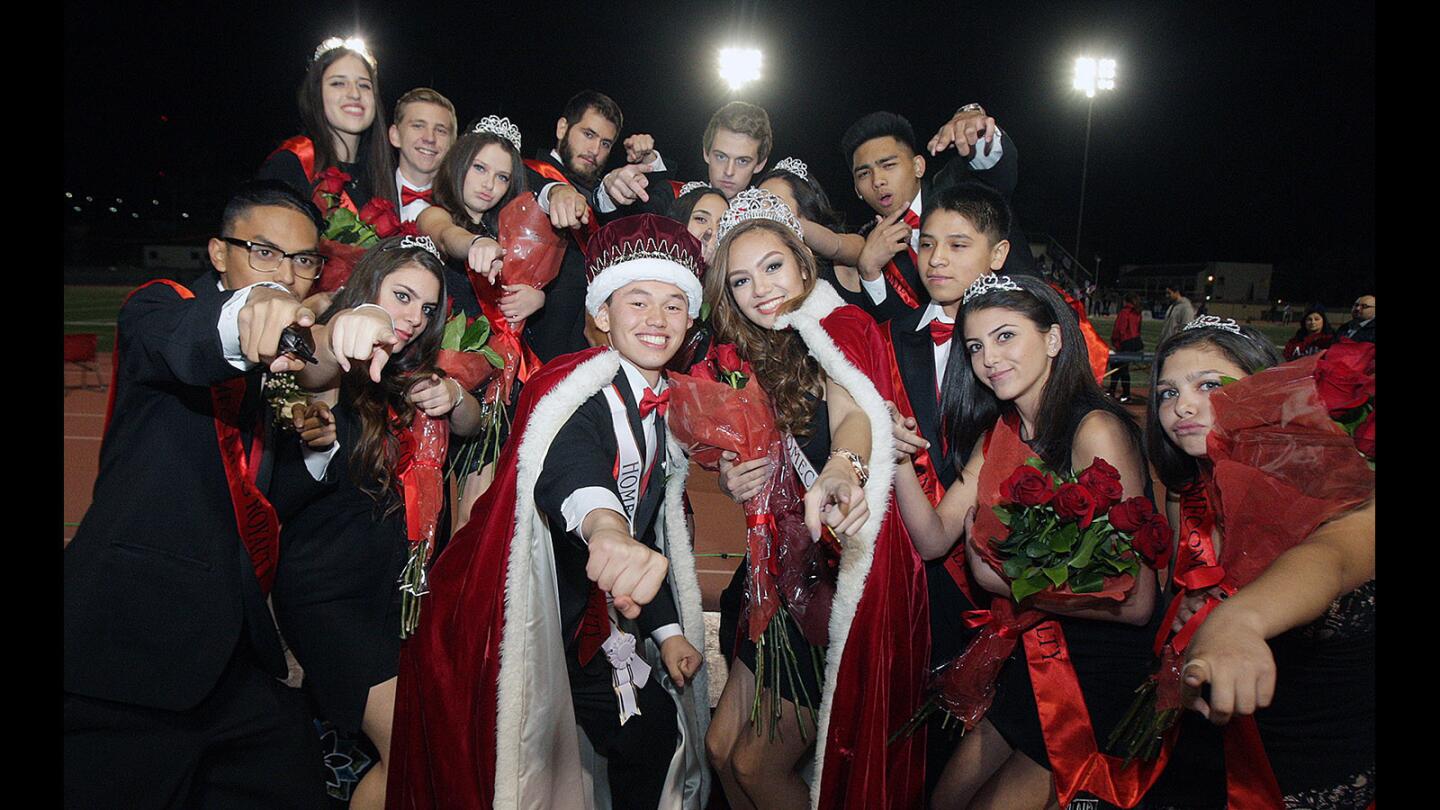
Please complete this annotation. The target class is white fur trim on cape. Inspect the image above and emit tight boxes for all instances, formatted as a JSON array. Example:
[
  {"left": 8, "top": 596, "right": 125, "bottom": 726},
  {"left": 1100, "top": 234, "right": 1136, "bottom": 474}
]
[
  {"left": 493, "top": 348, "right": 710, "bottom": 809},
  {"left": 585, "top": 258, "right": 704, "bottom": 318},
  {"left": 776, "top": 279, "right": 899, "bottom": 809}
]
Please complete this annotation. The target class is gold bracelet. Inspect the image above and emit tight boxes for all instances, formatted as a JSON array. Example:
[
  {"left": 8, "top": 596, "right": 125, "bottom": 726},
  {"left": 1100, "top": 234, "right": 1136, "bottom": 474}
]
[{"left": 829, "top": 448, "right": 869, "bottom": 487}]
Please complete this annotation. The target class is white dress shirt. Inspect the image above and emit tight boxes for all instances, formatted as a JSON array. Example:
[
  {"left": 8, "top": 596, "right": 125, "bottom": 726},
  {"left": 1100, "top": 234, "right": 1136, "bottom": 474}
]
[{"left": 395, "top": 168, "right": 433, "bottom": 223}]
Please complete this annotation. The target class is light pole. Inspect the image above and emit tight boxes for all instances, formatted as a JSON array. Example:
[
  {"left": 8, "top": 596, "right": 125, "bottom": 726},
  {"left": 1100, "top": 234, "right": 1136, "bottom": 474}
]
[{"left": 1072, "top": 56, "right": 1116, "bottom": 266}]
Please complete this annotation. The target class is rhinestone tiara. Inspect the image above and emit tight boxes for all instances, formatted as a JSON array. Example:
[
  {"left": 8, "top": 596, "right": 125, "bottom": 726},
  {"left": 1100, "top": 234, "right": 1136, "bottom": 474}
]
[
  {"left": 773, "top": 157, "right": 809, "bottom": 181},
  {"left": 676, "top": 181, "right": 713, "bottom": 197},
  {"left": 1182, "top": 315, "right": 1243, "bottom": 336},
  {"left": 313, "top": 36, "right": 376, "bottom": 70},
  {"left": 471, "top": 115, "right": 522, "bottom": 152},
  {"left": 962, "top": 273, "right": 1023, "bottom": 304},
  {"left": 390, "top": 234, "right": 442, "bottom": 262},
  {"left": 715, "top": 187, "right": 803, "bottom": 242}
]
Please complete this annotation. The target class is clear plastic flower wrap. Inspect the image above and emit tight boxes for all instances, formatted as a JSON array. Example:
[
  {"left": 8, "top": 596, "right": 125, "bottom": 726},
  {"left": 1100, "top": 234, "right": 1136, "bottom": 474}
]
[{"left": 397, "top": 412, "right": 450, "bottom": 638}]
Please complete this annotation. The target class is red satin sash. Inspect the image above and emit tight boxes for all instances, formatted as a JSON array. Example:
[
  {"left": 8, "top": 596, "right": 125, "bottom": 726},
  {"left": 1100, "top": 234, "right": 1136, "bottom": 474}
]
[
  {"left": 523, "top": 157, "right": 599, "bottom": 252},
  {"left": 881, "top": 257, "right": 921, "bottom": 309},
  {"left": 272, "top": 135, "right": 358, "bottom": 214},
  {"left": 105, "top": 279, "right": 281, "bottom": 594}
]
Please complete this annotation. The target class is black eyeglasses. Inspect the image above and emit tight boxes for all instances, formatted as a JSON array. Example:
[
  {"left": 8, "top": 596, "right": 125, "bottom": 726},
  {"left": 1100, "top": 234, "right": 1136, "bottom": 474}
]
[{"left": 219, "top": 237, "right": 327, "bottom": 280}]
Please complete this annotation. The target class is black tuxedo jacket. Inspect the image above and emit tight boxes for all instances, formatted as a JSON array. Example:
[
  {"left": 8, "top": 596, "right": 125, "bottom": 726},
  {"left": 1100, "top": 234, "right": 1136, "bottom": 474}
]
[
  {"left": 64, "top": 271, "right": 288, "bottom": 711},
  {"left": 534, "top": 369, "right": 680, "bottom": 661},
  {"left": 523, "top": 151, "right": 602, "bottom": 363},
  {"left": 886, "top": 307, "right": 958, "bottom": 491},
  {"left": 855, "top": 133, "right": 1035, "bottom": 323}
]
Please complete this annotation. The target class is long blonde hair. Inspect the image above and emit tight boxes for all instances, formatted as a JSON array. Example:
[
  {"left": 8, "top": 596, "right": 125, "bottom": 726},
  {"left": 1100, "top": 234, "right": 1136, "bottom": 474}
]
[{"left": 705, "top": 219, "right": 826, "bottom": 437}]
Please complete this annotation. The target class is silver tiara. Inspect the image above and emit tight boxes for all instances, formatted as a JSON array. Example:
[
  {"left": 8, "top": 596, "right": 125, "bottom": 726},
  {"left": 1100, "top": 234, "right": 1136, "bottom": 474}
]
[
  {"left": 677, "top": 181, "right": 712, "bottom": 197},
  {"left": 716, "top": 187, "right": 803, "bottom": 241},
  {"left": 312, "top": 36, "right": 377, "bottom": 70},
  {"left": 471, "top": 115, "right": 522, "bottom": 151},
  {"left": 394, "top": 234, "right": 442, "bottom": 261},
  {"left": 1182, "top": 315, "right": 1243, "bottom": 336},
  {"left": 773, "top": 157, "right": 809, "bottom": 181},
  {"left": 962, "top": 273, "right": 1022, "bottom": 304}
]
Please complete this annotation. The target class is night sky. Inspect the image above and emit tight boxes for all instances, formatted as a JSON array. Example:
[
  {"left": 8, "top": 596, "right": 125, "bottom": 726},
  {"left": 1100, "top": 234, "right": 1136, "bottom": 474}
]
[{"left": 64, "top": 1, "right": 1374, "bottom": 306}]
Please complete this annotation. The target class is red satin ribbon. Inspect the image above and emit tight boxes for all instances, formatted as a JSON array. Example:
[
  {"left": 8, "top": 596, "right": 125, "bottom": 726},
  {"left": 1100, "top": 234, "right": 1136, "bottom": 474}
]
[
  {"left": 523, "top": 158, "right": 599, "bottom": 252},
  {"left": 104, "top": 279, "right": 280, "bottom": 594},
  {"left": 576, "top": 584, "right": 610, "bottom": 666},
  {"left": 1223, "top": 716, "right": 1287, "bottom": 809},
  {"left": 1024, "top": 621, "right": 1175, "bottom": 807}
]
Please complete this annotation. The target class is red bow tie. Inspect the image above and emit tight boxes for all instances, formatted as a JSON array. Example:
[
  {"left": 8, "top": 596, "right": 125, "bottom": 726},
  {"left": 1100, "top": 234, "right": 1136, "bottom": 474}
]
[
  {"left": 638, "top": 387, "right": 670, "bottom": 418},
  {"left": 903, "top": 208, "right": 921, "bottom": 230},
  {"left": 929, "top": 320, "right": 954, "bottom": 345},
  {"left": 401, "top": 186, "right": 432, "bottom": 206}
]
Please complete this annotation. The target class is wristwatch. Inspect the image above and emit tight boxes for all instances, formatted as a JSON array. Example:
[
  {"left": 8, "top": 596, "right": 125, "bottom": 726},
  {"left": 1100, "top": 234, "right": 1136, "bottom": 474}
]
[{"left": 830, "top": 449, "right": 869, "bottom": 487}]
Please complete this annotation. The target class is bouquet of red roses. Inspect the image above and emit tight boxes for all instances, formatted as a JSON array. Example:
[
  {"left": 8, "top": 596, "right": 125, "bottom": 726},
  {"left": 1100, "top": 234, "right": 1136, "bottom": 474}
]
[
  {"left": 896, "top": 455, "right": 1168, "bottom": 740},
  {"left": 667, "top": 342, "right": 835, "bottom": 738},
  {"left": 1314, "top": 338, "right": 1375, "bottom": 462},
  {"left": 396, "top": 411, "right": 450, "bottom": 638},
  {"left": 466, "top": 192, "right": 565, "bottom": 400},
  {"left": 310, "top": 167, "right": 405, "bottom": 291}
]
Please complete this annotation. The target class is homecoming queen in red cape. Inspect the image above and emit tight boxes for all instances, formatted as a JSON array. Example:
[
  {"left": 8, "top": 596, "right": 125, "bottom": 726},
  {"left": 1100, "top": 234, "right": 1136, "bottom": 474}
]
[
  {"left": 701, "top": 188, "right": 930, "bottom": 810},
  {"left": 387, "top": 214, "right": 711, "bottom": 810}
]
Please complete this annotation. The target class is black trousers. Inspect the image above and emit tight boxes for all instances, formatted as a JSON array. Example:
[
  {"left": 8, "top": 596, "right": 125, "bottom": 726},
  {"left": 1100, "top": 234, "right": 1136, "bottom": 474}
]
[
  {"left": 569, "top": 659, "right": 680, "bottom": 810},
  {"left": 65, "top": 643, "right": 326, "bottom": 810},
  {"left": 1107, "top": 337, "right": 1145, "bottom": 397}
]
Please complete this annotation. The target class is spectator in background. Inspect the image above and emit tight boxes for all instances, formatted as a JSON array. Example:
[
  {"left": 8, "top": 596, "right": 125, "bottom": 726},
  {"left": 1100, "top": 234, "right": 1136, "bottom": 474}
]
[
  {"left": 1336, "top": 294, "right": 1376, "bottom": 343},
  {"left": 1107, "top": 292, "right": 1144, "bottom": 403},
  {"left": 1282, "top": 302, "right": 1293, "bottom": 324},
  {"left": 1283, "top": 305, "right": 1335, "bottom": 360},
  {"left": 1158, "top": 285, "right": 1197, "bottom": 343}
]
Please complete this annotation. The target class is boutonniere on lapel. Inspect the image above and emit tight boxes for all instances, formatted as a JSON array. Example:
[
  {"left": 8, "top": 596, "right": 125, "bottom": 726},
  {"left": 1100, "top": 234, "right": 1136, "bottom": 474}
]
[{"left": 265, "top": 373, "right": 309, "bottom": 430}]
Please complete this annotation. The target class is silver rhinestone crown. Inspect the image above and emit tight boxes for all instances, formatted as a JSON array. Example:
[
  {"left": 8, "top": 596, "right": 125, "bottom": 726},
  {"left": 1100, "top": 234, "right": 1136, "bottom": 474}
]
[
  {"left": 313, "top": 36, "right": 376, "bottom": 70},
  {"left": 962, "top": 273, "right": 1023, "bottom": 304},
  {"left": 587, "top": 236, "right": 703, "bottom": 280},
  {"left": 773, "top": 157, "right": 809, "bottom": 181},
  {"left": 716, "top": 188, "right": 803, "bottom": 242},
  {"left": 394, "top": 235, "right": 441, "bottom": 261},
  {"left": 677, "top": 181, "right": 712, "bottom": 197},
  {"left": 471, "top": 115, "right": 522, "bottom": 152},
  {"left": 1182, "top": 315, "right": 1243, "bottom": 336}
]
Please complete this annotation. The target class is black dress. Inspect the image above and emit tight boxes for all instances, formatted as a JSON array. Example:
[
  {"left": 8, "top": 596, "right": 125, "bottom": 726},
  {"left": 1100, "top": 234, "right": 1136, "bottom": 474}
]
[
  {"left": 269, "top": 403, "right": 407, "bottom": 734},
  {"left": 1143, "top": 582, "right": 1376, "bottom": 810},
  {"left": 982, "top": 426, "right": 1163, "bottom": 802},
  {"left": 258, "top": 148, "right": 374, "bottom": 210},
  {"left": 721, "top": 396, "right": 831, "bottom": 708}
]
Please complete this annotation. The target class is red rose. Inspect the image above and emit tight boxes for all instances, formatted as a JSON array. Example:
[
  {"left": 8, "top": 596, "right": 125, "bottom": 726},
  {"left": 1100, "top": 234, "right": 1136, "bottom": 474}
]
[
  {"left": 1132, "top": 513, "right": 1173, "bottom": 569},
  {"left": 360, "top": 197, "right": 402, "bottom": 238},
  {"left": 1314, "top": 339, "right": 1375, "bottom": 417},
  {"left": 1000, "top": 466, "right": 1056, "bottom": 507},
  {"left": 395, "top": 220, "right": 423, "bottom": 238},
  {"left": 1076, "top": 458, "right": 1124, "bottom": 511},
  {"left": 1052, "top": 482, "right": 1099, "bottom": 528},
  {"left": 714, "top": 343, "right": 744, "bottom": 375},
  {"left": 1353, "top": 408, "right": 1375, "bottom": 459},
  {"left": 1107, "top": 496, "right": 1156, "bottom": 533},
  {"left": 315, "top": 166, "right": 352, "bottom": 197}
]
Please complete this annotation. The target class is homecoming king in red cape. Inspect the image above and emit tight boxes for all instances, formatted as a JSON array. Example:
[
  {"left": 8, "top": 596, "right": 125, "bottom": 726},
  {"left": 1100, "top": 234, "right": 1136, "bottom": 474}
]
[{"left": 387, "top": 214, "right": 712, "bottom": 810}]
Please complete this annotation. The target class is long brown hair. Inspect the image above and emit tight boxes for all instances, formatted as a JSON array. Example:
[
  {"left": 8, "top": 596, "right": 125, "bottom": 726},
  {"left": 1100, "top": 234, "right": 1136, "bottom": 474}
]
[
  {"left": 430, "top": 131, "right": 528, "bottom": 237},
  {"left": 317, "top": 237, "right": 447, "bottom": 507},
  {"left": 706, "top": 219, "right": 826, "bottom": 437},
  {"left": 296, "top": 47, "right": 397, "bottom": 208}
]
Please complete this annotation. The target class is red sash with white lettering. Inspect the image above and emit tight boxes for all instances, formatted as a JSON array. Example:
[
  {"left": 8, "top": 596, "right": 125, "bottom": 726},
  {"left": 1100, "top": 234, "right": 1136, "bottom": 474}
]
[
  {"left": 523, "top": 158, "right": 599, "bottom": 254},
  {"left": 270, "top": 135, "right": 359, "bottom": 215},
  {"left": 104, "top": 279, "right": 281, "bottom": 594}
]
